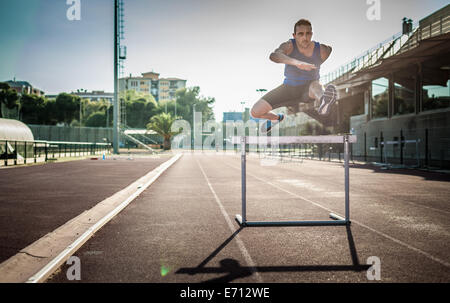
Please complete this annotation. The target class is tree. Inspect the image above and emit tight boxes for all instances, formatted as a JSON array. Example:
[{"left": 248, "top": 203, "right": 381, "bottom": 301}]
[
  {"left": 0, "top": 82, "right": 19, "bottom": 118},
  {"left": 120, "top": 90, "right": 158, "bottom": 128},
  {"left": 55, "top": 93, "right": 80, "bottom": 125},
  {"left": 41, "top": 98, "right": 58, "bottom": 125},
  {"left": 85, "top": 111, "right": 107, "bottom": 127},
  {"left": 146, "top": 112, "right": 180, "bottom": 150},
  {"left": 19, "top": 93, "right": 46, "bottom": 124},
  {"left": 126, "top": 98, "right": 147, "bottom": 128},
  {"left": 173, "top": 86, "right": 215, "bottom": 124}
]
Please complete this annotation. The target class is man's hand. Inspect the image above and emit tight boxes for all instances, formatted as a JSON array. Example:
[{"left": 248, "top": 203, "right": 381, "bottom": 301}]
[
  {"left": 293, "top": 61, "right": 317, "bottom": 71},
  {"left": 269, "top": 41, "right": 318, "bottom": 70}
]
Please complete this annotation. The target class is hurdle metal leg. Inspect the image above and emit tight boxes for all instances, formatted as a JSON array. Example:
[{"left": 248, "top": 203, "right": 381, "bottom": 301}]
[
  {"left": 235, "top": 135, "right": 353, "bottom": 227},
  {"left": 240, "top": 136, "right": 246, "bottom": 224}
]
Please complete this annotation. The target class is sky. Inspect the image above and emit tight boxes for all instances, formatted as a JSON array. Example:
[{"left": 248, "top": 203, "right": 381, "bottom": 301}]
[{"left": 0, "top": 0, "right": 448, "bottom": 121}]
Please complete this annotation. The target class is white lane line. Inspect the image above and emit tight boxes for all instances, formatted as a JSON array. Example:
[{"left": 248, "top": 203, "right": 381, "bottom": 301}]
[
  {"left": 26, "top": 153, "right": 183, "bottom": 283},
  {"left": 222, "top": 158, "right": 450, "bottom": 269},
  {"left": 195, "top": 156, "right": 263, "bottom": 283}
]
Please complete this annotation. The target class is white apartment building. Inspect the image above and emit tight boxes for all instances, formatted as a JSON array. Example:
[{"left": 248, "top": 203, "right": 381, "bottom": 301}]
[{"left": 119, "top": 71, "right": 186, "bottom": 102}]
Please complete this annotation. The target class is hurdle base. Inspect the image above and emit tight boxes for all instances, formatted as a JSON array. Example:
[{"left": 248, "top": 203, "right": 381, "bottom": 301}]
[
  {"left": 235, "top": 214, "right": 350, "bottom": 227},
  {"left": 329, "top": 213, "right": 346, "bottom": 221},
  {"left": 235, "top": 214, "right": 246, "bottom": 226}
]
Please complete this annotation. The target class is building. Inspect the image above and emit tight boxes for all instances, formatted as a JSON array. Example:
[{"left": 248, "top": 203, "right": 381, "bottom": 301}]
[
  {"left": 223, "top": 108, "right": 261, "bottom": 123},
  {"left": 45, "top": 90, "right": 114, "bottom": 104},
  {"left": 314, "top": 4, "right": 450, "bottom": 168},
  {"left": 223, "top": 111, "right": 244, "bottom": 122},
  {"left": 70, "top": 90, "right": 114, "bottom": 103},
  {"left": 119, "top": 71, "right": 186, "bottom": 102},
  {"left": 4, "top": 79, "right": 45, "bottom": 96}
]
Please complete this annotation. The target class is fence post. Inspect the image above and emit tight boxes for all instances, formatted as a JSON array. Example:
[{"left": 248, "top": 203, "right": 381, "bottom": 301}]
[
  {"left": 364, "top": 132, "right": 367, "bottom": 162},
  {"left": 400, "top": 129, "right": 404, "bottom": 165},
  {"left": 380, "top": 131, "right": 384, "bottom": 163},
  {"left": 425, "top": 128, "right": 429, "bottom": 167},
  {"left": 4, "top": 140, "right": 8, "bottom": 166}
]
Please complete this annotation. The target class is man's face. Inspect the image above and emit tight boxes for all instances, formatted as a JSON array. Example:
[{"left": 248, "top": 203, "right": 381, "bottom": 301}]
[{"left": 293, "top": 25, "right": 313, "bottom": 48}]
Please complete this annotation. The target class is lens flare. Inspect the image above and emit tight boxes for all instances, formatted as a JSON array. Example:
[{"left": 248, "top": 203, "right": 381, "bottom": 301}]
[{"left": 160, "top": 265, "right": 170, "bottom": 277}]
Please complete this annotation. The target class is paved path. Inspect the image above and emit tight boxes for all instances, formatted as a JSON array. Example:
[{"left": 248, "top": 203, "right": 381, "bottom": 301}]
[{"left": 45, "top": 153, "right": 450, "bottom": 283}]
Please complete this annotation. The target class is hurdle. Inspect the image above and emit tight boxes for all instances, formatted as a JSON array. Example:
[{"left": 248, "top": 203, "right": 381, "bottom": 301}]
[{"left": 231, "top": 135, "right": 357, "bottom": 227}]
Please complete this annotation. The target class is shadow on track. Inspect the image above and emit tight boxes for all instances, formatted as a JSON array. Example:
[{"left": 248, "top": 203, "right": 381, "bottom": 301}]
[{"left": 176, "top": 226, "right": 370, "bottom": 283}]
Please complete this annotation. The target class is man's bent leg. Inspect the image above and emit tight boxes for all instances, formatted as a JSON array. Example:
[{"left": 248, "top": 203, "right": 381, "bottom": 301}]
[
  {"left": 308, "top": 80, "right": 324, "bottom": 108},
  {"left": 250, "top": 99, "right": 279, "bottom": 121},
  {"left": 251, "top": 99, "right": 285, "bottom": 134}
]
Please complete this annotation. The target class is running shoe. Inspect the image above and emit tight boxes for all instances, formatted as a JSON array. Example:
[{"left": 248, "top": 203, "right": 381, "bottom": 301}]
[
  {"left": 259, "top": 113, "right": 285, "bottom": 134},
  {"left": 318, "top": 84, "right": 337, "bottom": 115}
]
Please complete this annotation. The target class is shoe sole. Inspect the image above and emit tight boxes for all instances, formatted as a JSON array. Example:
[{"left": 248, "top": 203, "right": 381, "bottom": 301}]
[
  {"left": 318, "top": 85, "right": 337, "bottom": 115},
  {"left": 259, "top": 115, "right": 285, "bottom": 134}
]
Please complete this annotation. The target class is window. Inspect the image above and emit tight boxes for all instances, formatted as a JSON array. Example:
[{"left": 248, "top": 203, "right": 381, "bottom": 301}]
[
  {"left": 371, "top": 77, "right": 389, "bottom": 118},
  {"left": 422, "top": 80, "right": 450, "bottom": 111},
  {"left": 394, "top": 81, "right": 415, "bottom": 115}
]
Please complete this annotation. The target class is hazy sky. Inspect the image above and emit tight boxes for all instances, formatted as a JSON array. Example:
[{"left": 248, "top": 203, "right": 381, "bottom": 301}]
[{"left": 0, "top": 0, "right": 448, "bottom": 121}]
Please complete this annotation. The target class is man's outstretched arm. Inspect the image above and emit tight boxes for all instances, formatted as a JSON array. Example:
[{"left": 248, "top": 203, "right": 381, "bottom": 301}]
[{"left": 269, "top": 41, "right": 317, "bottom": 71}]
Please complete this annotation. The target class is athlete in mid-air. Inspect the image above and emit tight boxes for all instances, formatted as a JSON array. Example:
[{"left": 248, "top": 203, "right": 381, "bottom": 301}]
[{"left": 251, "top": 19, "right": 337, "bottom": 133}]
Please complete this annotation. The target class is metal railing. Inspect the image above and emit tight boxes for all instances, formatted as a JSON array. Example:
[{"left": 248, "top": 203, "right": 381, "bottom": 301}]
[
  {"left": 0, "top": 139, "right": 112, "bottom": 167},
  {"left": 321, "top": 13, "right": 450, "bottom": 85},
  {"left": 350, "top": 126, "right": 450, "bottom": 169}
]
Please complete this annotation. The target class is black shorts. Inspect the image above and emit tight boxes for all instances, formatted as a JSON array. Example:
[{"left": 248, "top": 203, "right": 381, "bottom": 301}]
[{"left": 262, "top": 81, "right": 316, "bottom": 114}]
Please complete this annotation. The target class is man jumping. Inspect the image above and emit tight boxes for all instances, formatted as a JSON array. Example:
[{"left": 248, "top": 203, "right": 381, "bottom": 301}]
[{"left": 251, "top": 19, "right": 337, "bottom": 133}]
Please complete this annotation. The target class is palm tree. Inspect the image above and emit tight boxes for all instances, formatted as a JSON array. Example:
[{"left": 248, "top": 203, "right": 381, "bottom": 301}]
[{"left": 146, "top": 112, "right": 180, "bottom": 150}]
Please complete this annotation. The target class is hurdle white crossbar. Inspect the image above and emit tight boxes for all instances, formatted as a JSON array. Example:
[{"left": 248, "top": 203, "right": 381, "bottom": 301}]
[
  {"left": 231, "top": 135, "right": 356, "bottom": 227},
  {"left": 231, "top": 135, "right": 357, "bottom": 145}
]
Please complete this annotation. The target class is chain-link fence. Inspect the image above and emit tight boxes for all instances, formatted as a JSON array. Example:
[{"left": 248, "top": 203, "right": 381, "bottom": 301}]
[{"left": 28, "top": 125, "right": 113, "bottom": 143}]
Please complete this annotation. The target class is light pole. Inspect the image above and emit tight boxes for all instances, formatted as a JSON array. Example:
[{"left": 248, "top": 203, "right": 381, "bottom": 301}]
[
  {"left": 192, "top": 103, "right": 196, "bottom": 149},
  {"left": 113, "top": 0, "right": 119, "bottom": 154},
  {"left": 79, "top": 93, "right": 84, "bottom": 126},
  {"left": 256, "top": 88, "right": 267, "bottom": 97}
]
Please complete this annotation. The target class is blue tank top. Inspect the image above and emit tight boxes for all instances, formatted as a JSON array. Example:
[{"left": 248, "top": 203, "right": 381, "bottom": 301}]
[{"left": 283, "top": 39, "right": 321, "bottom": 86}]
